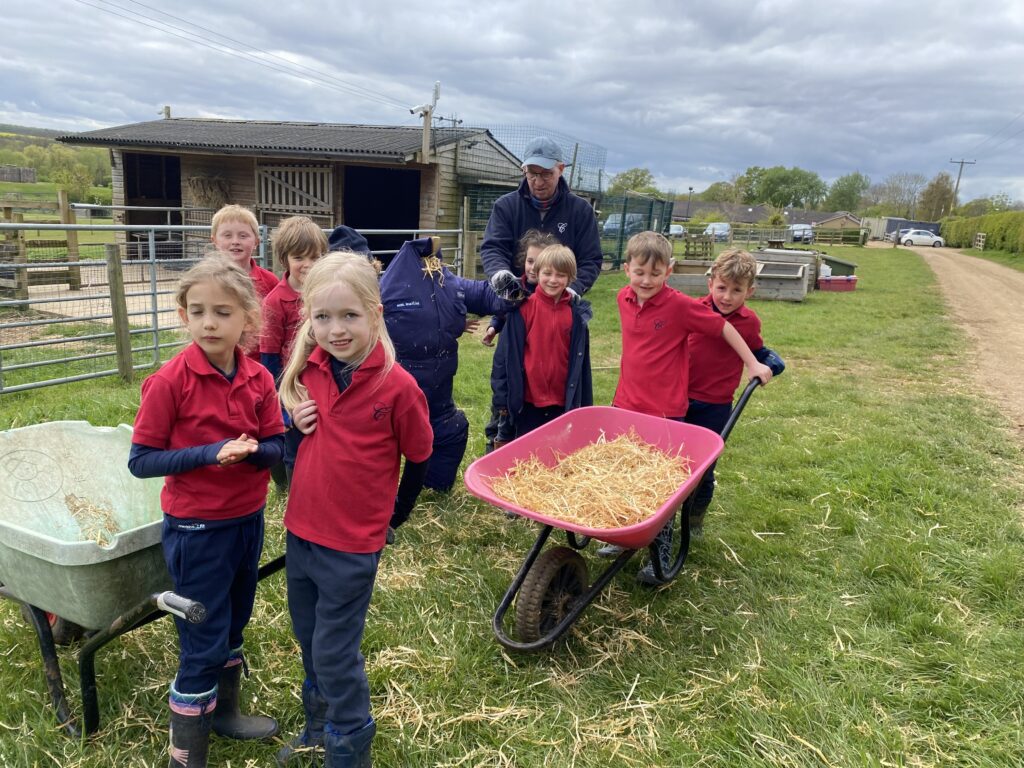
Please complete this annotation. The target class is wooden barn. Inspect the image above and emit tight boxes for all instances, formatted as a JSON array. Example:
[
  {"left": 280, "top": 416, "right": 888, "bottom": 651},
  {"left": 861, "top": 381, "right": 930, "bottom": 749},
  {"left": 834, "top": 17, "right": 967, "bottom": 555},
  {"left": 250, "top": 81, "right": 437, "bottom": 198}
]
[{"left": 57, "top": 117, "right": 523, "bottom": 256}]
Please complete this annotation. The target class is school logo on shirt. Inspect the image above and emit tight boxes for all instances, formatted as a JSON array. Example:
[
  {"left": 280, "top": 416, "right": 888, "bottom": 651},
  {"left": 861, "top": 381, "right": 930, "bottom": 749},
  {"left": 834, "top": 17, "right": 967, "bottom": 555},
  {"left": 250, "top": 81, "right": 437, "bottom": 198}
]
[
  {"left": 373, "top": 402, "right": 393, "bottom": 421},
  {"left": 557, "top": 222, "right": 567, "bottom": 234},
  {"left": 654, "top": 319, "right": 666, "bottom": 331}
]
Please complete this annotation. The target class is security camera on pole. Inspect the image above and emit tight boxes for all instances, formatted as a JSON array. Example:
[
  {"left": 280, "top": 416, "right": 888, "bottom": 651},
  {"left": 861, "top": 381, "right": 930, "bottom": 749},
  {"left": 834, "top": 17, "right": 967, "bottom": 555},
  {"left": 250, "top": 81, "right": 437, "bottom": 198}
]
[{"left": 410, "top": 81, "right": 441, "bottom": 163}]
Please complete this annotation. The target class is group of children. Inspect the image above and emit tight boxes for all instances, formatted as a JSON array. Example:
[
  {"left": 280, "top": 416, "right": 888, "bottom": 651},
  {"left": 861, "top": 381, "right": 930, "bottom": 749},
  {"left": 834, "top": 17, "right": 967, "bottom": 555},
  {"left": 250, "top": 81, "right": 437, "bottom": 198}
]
[{"left": 129, "top": 204, "right": 778, "bottom": 767}]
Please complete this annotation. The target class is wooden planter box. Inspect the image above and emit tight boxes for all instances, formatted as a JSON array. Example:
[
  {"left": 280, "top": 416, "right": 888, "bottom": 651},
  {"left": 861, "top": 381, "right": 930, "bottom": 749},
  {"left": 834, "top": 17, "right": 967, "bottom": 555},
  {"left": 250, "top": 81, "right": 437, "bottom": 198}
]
[
  {"left": 755, "top": 248, "right": 819, "bottom": 293},
  {"left": 755, "top": 261, "right": 808, "bottom": 302},
  {"left": 666, "top": 260, "right": 713, "bottom": 297}
]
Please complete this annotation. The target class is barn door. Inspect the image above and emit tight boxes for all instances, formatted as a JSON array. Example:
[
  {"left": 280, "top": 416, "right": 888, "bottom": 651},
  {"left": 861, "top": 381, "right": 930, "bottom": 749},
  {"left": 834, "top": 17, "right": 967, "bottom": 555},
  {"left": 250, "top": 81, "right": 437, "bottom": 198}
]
[{"left": 256, "top": 164, "right": 334, "bottom": 227}]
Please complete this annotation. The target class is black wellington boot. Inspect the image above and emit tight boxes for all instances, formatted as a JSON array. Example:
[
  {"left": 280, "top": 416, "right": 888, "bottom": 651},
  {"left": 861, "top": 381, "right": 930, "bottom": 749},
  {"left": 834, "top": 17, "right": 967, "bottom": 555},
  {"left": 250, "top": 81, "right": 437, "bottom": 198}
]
[
  {"left": 275, "top": 680, "right": 328, "bottom": 765},
  {"left": 211, "top": 662, "right": 279, "bottom": 740},
  {"left": 324, "top": 719, "right": 376, "bottom": 768},
  {"left": 168, "top": 707, "right": 212, "bottom": 768}
]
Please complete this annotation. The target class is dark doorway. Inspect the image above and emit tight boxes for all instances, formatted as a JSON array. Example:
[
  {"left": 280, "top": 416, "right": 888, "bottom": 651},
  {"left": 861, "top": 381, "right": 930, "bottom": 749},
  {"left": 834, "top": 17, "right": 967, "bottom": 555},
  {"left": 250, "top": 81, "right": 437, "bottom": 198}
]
[
  {"left": 343, "top": 166, "right": 420, "bottom": 267},
  {"left": 123, "top": 153, "right": 183, "bottom": 260}
]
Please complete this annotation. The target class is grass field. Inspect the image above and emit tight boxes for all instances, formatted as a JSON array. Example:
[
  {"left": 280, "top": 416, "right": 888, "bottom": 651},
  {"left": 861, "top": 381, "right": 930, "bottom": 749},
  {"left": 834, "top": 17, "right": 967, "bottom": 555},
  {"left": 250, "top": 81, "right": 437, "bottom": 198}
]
[
  {"left": 962, "top": 247, "right": 1024, "bottom": 273},
  {"left": 0, "top": 246, "right": 1022, "bottom": 767}
]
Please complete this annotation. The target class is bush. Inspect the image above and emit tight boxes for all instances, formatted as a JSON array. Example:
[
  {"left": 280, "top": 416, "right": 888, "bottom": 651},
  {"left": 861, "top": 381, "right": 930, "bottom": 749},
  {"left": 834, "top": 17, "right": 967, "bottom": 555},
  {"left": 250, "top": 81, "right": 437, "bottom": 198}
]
[{"left": 941, "top": 211, "right": 1024, "bottom": 251}]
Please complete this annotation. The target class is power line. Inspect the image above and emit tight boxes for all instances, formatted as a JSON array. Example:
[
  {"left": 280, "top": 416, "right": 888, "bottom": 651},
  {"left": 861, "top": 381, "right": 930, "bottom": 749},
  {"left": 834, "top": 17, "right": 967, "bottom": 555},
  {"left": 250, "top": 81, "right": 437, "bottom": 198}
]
[
  {"left": 966, "top": 109, "right": 1024, "bottom": 155},
  {"left": 70, "top": 0, "right": 411, "bottom": 112},
  {"left": 975, "top": 122, "right": 1024, "bottom": 161},
  {"left": 115, "top": 0, "right": 411, "bottom": 111}
]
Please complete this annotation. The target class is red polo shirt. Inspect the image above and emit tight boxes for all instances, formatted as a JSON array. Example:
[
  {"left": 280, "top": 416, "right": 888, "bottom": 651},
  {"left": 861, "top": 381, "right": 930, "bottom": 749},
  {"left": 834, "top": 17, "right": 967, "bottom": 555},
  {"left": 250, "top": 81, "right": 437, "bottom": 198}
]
[
  {"left": 260, "top": 273, "right": 303, "bottom": 363},
  {"left": 688, "top": 295, "right": 763, "bottom": 404},
  {"left": 284, "top": 342, "right": 433, "bottom": 553},
  {"left": 613, "top": 284, "right": 725, "bottom": 418},
  {"left": 521, "top": 290, "right": 572, "bottom": 407},
  {"left": 248, "top": 259, "right": 279, "bottom": 300},
  {"left": 132, "top": 343, "right": 285, "bottom": 520}
]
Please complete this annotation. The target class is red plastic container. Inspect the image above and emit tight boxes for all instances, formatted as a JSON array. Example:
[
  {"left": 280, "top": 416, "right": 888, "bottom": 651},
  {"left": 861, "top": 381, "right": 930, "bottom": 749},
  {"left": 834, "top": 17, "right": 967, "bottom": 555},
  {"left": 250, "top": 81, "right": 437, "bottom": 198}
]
[
  {"left": 817, "top": 275, "right": 858, "bottom": 291},
  {"left": 463, "top": 406, "right": 724, "bottom": 549}
]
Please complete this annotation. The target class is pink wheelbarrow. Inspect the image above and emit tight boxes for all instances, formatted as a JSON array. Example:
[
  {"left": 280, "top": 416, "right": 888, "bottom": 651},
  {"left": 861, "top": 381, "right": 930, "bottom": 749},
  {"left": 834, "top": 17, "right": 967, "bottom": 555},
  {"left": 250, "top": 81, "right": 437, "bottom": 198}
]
[{"left": 465, "top": 378, "right": 770, "bottom": 651}]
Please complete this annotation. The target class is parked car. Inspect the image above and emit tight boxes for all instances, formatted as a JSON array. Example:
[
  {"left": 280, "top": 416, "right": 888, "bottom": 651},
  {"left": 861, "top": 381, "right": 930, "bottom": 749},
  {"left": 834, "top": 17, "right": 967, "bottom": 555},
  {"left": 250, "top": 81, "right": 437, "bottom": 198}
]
[
  {"left": 666, "top": 224, "right": 686, "bottom": 237},
  {"left": 885, "top": 228, "right": 913, "bottom": 242},
  {"left": 603, "top": 213, "right": 647, "bottom": 237},
  {"left": 788, "top": 224, "right": 814, "bottom": 243},
  {"left": 703, "top": 222, "right": 731, "bottom": 242},
  {"left": 901, "top": 229, "right": 944, "bottom": 247}
]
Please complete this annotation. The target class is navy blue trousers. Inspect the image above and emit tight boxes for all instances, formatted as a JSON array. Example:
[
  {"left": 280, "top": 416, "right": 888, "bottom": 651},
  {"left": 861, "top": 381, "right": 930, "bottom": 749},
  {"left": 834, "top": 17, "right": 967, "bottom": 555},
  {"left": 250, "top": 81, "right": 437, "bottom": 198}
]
[
  {"left": 286, "top": 532, "right": 380, "bottom": 734},
  {"left": 683, "top": 400, "right": 732, "bottom": 509},
  {"left": 161, "top": 511, "right": 264, "bottom": 694},
  {"left": 424, "top": 407, "right": 469, "bottom": 492}
]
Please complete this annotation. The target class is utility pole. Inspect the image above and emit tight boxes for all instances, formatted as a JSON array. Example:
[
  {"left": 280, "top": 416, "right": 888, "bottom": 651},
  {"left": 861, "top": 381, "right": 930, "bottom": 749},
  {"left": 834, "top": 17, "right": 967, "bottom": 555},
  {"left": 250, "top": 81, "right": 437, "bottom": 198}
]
[{"left": 949, "top": 158, "right": 976, "bottom": 211}]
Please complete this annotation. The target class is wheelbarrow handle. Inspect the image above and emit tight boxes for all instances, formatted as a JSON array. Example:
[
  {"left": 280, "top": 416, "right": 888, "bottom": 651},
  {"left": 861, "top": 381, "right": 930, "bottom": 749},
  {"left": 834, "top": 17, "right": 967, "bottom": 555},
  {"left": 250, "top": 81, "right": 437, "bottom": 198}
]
[{"left": 156, "top": 591, "right": 207, "bottom": 624}]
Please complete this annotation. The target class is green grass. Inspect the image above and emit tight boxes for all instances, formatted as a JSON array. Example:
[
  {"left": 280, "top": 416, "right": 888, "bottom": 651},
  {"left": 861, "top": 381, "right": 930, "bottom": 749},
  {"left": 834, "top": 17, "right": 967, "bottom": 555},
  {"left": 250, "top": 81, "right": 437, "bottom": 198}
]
[
  {"left": 961, "top": 247, "right": 1024, "bottom": 273},
  {"left": 1, "top": 247, "right": 1023, "bottom": 766},
  {"left": 0, "top": 180, "right": 112, "bottom": 205}
]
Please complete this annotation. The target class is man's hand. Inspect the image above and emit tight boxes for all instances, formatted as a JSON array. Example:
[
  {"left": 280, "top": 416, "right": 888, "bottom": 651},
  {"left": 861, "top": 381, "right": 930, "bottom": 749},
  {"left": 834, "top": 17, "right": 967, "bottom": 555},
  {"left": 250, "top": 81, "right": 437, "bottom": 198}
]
[
  {"left": 292, "top": 400, "right": 319, "bottom": 435},
  {"left": 481, "top": 327, "right": 497, "bottom": 346},
  {"left": 490, "top": 270, "right": 524, "bottom": 301}
]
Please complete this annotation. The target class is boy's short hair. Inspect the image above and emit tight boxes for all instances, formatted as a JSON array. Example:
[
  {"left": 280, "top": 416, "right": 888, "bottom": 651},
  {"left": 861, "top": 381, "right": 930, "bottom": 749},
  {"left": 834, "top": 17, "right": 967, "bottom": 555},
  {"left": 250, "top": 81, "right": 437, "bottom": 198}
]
[
  {"left": 533, "top": 244, "right": 577, "bottom": 283},
  {"left": 711, "top": 248, "right": 758, "bottom": 288},
  {"left": 210, "top": 204, "right": 259, "bottom": 238},
  {"left": 625, "top": 231, "right": 672, "bottom": 267},
  {"left": 516, "top": 229, "right": 560, "bottom": 270},
  {"left": 272, "top": 216, "right": 328, "bottom": 269}
]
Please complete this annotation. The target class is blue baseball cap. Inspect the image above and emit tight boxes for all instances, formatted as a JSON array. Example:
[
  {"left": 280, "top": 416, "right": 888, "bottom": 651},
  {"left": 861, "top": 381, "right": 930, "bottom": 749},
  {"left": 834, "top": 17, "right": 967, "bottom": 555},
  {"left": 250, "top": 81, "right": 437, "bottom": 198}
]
[
  {"left": 522, "top": 136, "right": 563, "bottom": 169},
  {"left": 327, "top": 225, "right": 371, "bottom": 256}
]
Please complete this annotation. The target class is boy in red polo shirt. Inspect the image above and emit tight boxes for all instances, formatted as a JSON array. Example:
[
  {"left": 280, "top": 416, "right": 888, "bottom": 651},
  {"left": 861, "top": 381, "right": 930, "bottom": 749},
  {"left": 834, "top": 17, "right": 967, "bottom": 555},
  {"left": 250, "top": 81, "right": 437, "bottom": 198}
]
[
  {"left": 609, "top": 232, "right": 773, "bottom": 584},
  {"left": 490, "top": 244, "right": 593, "bottom": 446},
  {"left": 210, "top": 204, "right": 278, "bottom": 300},
  {"left": 685, "top": 248, "right": 783, "bottom": 536},
  {"left": 260, "top": 216, "right": 327, "bottom": 489}
]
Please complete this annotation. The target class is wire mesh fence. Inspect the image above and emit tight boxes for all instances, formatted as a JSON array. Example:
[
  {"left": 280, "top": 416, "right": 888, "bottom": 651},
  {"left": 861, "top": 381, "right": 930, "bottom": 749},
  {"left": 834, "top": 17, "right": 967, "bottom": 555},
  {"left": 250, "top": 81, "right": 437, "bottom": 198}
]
[
  {"left": 596, "top": 194, "right": 676, "bottom": 268},
  {"left": 0, "top": 221, "right": 465, "bottom": 394}
]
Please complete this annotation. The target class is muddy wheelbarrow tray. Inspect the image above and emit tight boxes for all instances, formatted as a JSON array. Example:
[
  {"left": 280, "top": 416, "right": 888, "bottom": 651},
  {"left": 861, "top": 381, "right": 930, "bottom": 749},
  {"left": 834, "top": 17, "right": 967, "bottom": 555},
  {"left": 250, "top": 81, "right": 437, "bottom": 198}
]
[
  {"left": 0, "top": 421, "right": 206, "bottom": 737},
  {"left": 464, "top": 405, "right": 725, "bottom": 652}
]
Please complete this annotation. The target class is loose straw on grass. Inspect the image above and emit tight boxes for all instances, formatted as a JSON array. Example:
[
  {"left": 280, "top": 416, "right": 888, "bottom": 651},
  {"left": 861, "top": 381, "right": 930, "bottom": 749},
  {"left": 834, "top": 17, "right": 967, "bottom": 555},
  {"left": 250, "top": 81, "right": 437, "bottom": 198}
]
[{"left": 488, "top": 429, "right": 692, "bottom": 529}]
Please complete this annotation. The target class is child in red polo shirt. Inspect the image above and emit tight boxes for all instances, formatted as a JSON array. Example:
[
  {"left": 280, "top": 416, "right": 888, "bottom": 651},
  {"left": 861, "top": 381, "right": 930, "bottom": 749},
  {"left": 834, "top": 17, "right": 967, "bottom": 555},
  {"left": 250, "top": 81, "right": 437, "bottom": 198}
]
[
  {"left": 609, "top": 232, "right": 773, "bottom": 584},
  {"left": 686, "top": 248, "right": 782, "bottom": 537},
  {"left": 490, "top": 243, "right": 593, "bottom": 446},
  {"left": 210, "top": 204, "right": 278, "bottom": 300},
  {"left": 260, "top": 216, "right": 327, "bottom": 489},
  {"left": 277, "top": 253, "right": 432, "bottom": 767},
  {"left": 128, "top": 254, "right": 286, "bottom": 767}
]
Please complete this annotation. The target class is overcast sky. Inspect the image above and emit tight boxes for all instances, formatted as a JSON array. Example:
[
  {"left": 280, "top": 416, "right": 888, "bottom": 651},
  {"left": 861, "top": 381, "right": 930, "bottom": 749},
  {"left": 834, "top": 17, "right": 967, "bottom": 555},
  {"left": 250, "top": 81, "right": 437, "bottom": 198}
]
[{"left": 4, "top": 0, "right": 1024, "bottom": 202}]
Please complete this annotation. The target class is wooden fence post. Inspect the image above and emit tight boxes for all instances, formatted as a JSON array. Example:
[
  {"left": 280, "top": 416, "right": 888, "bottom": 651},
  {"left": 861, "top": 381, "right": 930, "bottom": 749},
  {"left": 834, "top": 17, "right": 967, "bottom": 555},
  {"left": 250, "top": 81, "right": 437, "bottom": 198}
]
[
  {"left": 13, "top": 212, "right": 29, "bottom": 303},
  {"left": 463, "top": 231, "right": 480, "bottom": 279},
  {"left": 105, "top": 243, "right": 134, "bottom": 382},
  {"left": 58, "top": 189, "right": 82, "bottom": 289}
]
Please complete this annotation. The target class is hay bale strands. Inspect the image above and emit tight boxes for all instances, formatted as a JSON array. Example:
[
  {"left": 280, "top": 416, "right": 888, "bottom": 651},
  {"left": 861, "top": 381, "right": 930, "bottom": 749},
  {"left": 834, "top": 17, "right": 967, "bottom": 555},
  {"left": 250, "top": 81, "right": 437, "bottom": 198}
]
[{"left": 488, "top": 428, "right": 692, "bottom": 529}]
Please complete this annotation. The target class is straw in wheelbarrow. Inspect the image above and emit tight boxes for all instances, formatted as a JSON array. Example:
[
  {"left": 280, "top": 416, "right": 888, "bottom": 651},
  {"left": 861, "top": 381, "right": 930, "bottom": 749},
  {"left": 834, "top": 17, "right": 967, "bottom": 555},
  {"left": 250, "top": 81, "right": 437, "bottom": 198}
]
[{"left": 488, "top": 428, "right": 692, "bottom": 529}]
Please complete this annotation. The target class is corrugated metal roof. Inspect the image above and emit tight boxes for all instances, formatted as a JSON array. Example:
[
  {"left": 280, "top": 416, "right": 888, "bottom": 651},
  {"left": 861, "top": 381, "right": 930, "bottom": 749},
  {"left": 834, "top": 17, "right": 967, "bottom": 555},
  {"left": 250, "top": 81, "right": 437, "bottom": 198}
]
[{"left": 56, "top": 118, "right": 483, "bottom": 160}]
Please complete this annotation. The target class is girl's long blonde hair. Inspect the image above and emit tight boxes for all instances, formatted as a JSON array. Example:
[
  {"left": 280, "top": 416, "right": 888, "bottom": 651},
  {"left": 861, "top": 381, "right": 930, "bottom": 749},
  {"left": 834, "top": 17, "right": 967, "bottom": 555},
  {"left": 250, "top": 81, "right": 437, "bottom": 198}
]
[{"left": 279, "top": 252, "right": 395, "bottom": 410}]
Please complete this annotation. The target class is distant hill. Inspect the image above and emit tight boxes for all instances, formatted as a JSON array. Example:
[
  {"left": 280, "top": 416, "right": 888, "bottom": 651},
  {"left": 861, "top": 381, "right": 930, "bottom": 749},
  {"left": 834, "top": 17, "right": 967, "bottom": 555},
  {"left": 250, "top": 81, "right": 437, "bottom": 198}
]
[{"left": 0, "top": 123, "right": 69, "bottom": 140}]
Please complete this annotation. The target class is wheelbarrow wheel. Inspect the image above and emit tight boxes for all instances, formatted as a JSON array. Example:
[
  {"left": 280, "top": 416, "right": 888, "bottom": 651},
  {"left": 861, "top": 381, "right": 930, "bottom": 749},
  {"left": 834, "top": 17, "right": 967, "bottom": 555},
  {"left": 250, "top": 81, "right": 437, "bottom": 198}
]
[
  {"left": 515, "top": 546, "right": 589, "bottom": 644},
  {"left": 19, "top": 604, "right": 85, "bottom": 646}
]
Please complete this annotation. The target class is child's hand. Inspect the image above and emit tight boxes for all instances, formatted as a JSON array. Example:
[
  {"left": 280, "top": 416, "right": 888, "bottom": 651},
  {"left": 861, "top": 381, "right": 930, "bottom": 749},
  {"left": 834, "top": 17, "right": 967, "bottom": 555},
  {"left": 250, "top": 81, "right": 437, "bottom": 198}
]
[
  {"left": 750, "top": 362, "right": 773, "bottom": 385},
  {"left": 464, "top": 317, "right": 481, "bottom": 334},
  {"left": 481, "top": 327, "right": 497, "bottom": 346},
  {"left": 218, "top": 433, "right": 259, "bottom": 465},
  {"left": 292, "top": 400, "right": 319, "bottom": 434}
]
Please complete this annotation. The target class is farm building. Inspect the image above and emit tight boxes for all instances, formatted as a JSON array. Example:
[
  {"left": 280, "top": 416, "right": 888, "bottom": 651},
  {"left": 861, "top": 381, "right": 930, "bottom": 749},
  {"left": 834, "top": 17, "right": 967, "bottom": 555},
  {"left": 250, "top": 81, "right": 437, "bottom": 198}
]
[
  {"left": 56, "top": 116, "right": 524, "bottom": 256},
  {"left": 813, "top": 211, "right": 861, "bottom": 229}
]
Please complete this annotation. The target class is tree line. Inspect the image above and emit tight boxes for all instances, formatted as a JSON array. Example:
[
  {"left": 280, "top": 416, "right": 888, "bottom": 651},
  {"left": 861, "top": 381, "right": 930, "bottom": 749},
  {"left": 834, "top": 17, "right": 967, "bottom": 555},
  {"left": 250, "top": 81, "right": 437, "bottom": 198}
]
[
  {"left": 0, "top": 127, "right": 111, "bottom": 202},
  {"left": 607, "top": 166, "right": 1023, "bottom": 221}
]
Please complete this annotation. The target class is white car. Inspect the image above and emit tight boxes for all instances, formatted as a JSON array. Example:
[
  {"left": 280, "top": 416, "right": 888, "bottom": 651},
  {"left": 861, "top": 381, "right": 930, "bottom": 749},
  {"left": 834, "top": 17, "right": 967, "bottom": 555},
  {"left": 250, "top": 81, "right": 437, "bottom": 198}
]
[{"left": 901, "top": 229, "right": 944, "bottom": 247}]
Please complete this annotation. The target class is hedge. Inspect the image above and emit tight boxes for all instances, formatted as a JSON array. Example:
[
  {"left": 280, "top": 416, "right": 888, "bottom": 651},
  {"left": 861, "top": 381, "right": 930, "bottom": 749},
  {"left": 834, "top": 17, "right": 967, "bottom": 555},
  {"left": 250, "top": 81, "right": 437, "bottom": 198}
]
[{"left": 940, "top": 211, "right": 1024, "bottom": 252}]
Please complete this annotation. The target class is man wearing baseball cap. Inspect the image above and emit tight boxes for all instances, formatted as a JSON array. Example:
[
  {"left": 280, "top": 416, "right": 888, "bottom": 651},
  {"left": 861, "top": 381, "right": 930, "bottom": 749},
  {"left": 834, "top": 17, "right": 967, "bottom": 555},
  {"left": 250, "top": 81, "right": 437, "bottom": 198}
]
[{"left": 481, "top": 135, "right": 601, "bottom": 298}]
